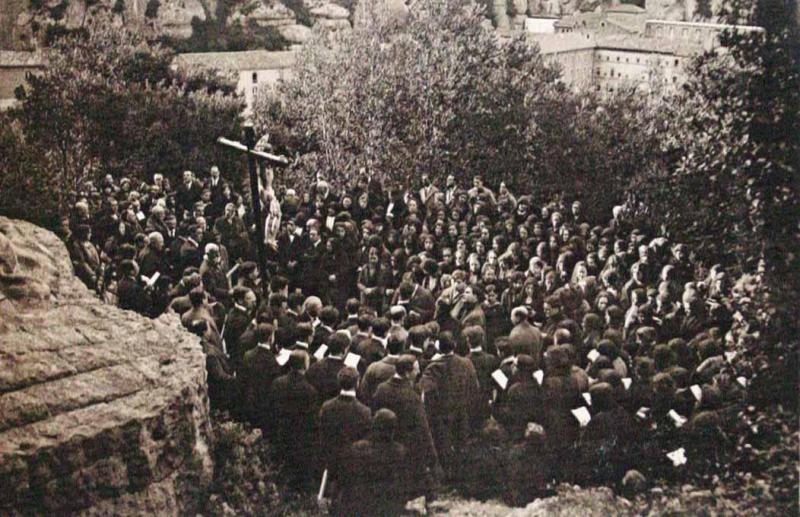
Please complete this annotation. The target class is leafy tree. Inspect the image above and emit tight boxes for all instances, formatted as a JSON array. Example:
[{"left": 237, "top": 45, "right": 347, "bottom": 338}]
[
  {"left": 4, "top": 16, "right": 245, "bottom": 226},
  {"left": 630, "top": 0, "right": 799, "bottom": 342},
  {"left": 254, "top": 0, "right": 657, "bottom": 220}
]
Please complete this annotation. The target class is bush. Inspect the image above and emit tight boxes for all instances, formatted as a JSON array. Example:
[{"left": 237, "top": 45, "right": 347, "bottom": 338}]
[
  {"left": 202, "top": 411, "right": 320, "bottom": 516},
  {"left": 4, "top": 17, "right": 244, "bottom": 226}
]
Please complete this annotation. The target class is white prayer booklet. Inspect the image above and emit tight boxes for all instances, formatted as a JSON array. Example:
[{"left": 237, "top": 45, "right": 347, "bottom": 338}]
[
  {"left": 582, "top": 392, "right": 592, "bottom": 406},
  {"left": 314, "top": 344, "right": 328, "bottom": 361},
  {"left": 226, "top": 262, "right": 240, "bottom": 278},
  {"left": 737, "top": 376, "right": 748, "bottom": 388},
  {"left": 136, "top": 211, "right": 145, "bottom": 221},
  {"left": 636, "top": 407, "right": 650, "bottom": 420},
  {"left": 587, "top": 349, "right": 600, "bottom": 362},
  {"left": 344, "top": 352, "right": 362, "bottom": 369},
  {"left": 571, "top": 406, "right": 591, "bottom": 427},
  {"left": 276, "top": 348, "right": 291, "bottom": 366},
  {"left": 668, "top": 409, "right": 687, "bottom": 428},
  {"left": 690, "top": 384, "right": 703, "bottom": 402},
  {"left": 622, "top": 377, "right": 632, "bottom": 390},
  {"left": 666, "top": 447, "right": 687, "bottom": 467},
  {"left": 141, "top": 271, "right": 160, "bottom": 287},
  {"left": 491, "top": 369, "right": 508, "bottom": 390},
  {"left": 325, "top": 216, "right": 335, "bottom": 230},
  {"left": 724, "top": 351, "right": 737, "bottom": 362},
  {"left": 533, "top": 369, "right": 544, "bottom": 386}
]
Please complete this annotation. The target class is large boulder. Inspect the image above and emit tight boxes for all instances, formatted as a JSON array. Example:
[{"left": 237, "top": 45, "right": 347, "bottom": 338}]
[{"left": 0, "top": 217, "right": 213, "bottom": 515}]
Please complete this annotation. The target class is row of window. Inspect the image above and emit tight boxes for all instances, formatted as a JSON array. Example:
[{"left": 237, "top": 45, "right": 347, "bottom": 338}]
[{"left": 600, "top": 54, "right": 681, "bottom": 67}]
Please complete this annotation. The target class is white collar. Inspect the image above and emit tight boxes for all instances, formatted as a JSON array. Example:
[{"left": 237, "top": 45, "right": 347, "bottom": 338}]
[
  {"left": 340, "top": 389, "right": 356, "bottom": 397},
  {"left": 295, "top": 341, "right": 309, "bottom": 350},
  {"left": 234, "top": 304, "right": 248, "bottom": 313},
  {"left": 409, "top": 345, "right": 422, "bottom": 354},
  {"left": 375, "top": 336, "right": 388, "bottom": 348},
  {"left": 257, "top": 342, "right": 271, "bottom": 351},
  {"left": 470, "top": 347, "right": 483, "bottom": 353}
]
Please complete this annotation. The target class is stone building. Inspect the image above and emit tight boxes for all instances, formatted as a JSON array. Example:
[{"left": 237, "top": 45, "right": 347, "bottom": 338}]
[
  {"left": 529, "top": 19, "right": 763, "bottom": 95},
  {"left": 173, "top": 50, "right": 297, "bottom": 113},
  {"left": 0, "top": 51, "right": 43, "bottom": 110}
]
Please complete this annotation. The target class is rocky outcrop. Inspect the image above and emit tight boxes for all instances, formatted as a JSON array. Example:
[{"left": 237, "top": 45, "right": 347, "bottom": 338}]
[
  {"left": 158, "top": 0, "right": 207, "bottom": 38},
  {"left": 0, "top": 217, "right": 213, "bottom": 515},
  {"left": 230, "top": 0, "right": 296, "bottom": 27},
  {"left": 308, "top": 0, "right": 351, "bottom": 30},
  {"left": 279, "top": 23, "right": 313, "bottom": 44}
]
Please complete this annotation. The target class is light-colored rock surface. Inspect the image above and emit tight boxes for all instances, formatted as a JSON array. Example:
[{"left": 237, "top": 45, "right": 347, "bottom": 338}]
[
  {"left": 235, "top": 0, "right": 297, "bottom": 27},
  {"left": 158, "top": 0, "right": 207, "bottom": 38},
  {"left": 309, "top": 0, "right": 350, "bottom": 19},
  {"left": 279, "top": 22, "right": 313, "bottom": 43},
  {"left": 0, "top": 217, "right": 213, "bottom": 515}
]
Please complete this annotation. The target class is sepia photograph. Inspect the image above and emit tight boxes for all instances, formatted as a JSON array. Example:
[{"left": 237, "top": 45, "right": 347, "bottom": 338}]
[{"left": 0, "top": 0, "right": 797, "bottom": 514}]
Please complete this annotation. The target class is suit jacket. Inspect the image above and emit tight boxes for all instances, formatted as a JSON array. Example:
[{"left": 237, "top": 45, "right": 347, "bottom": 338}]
[
  {"left": 305, "top": 356, "right": 346, "bottom": 403},
  {"left": 494, "top": 378, "right": 544, "bottom": 441},
  {"left": 268, "top": 371, "right": 319, "bottom": 459},
  {"left": 419, "top": 353, "right": 479, "bottom": 465},
  {"left": 337, "top": 438, "right": 408, "bottom": 517},
  {"left": 509, "top": 321, "right": 543, "bottom": 367},
  {"left": 201, "top": 263, "right": 230, "bottom": 304},
  {"left": 175, "top": 180, "right": 202, "bottom": 216},
  {"left": 222, "top": 306, "right": 253, "bottom": 369},
  {"left": 303, "top": 240, "right": 328, "bottom": 298},
  {"left": 240, "top": 344, "right": 282, "bottom": 429},
  {"left": 319, "top": 394, "right": 371, "bottom": 479},
  {"left": 117, "top": 277, "right": 150, "bottom": 314},
  {"left": 468, "top": 350, "right": 500, "bottom": 427},
  {"left": 372, "top": 377, "right": 439, "bottom": 479}
]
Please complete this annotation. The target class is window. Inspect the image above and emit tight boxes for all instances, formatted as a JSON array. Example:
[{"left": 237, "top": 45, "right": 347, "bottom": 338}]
[
  {"left": 617, "top": 56, "right": 620, "bottom": 62},
  {"left": 674, "top": 59, "right": 679, "bottom": 66},
  {"left": 252, "top": 71, "right": 258, "bottom": 83},
  {"left": 672, "top": 76, "right": 677, "bottom": 83}
]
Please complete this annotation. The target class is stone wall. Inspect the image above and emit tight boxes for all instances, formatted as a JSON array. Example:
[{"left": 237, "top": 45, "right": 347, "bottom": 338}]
[{"left": 0, "top": 217, "right": 213, "bottom": 515}]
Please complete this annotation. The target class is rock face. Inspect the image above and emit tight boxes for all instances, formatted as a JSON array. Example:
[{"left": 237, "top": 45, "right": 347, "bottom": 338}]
[{"left": 0, "top": 217, "right": 213, "bottom": 515}]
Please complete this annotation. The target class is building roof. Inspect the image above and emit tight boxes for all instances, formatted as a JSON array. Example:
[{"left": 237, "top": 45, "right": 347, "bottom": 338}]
[
  {"left": 644, "top": 19, "right": 764, "bottom": 32},
  {"left": 606, "top": 4, "right": 646, "bottom": 14},
  {"left": 528, "top": 32, "right": 598, "bottom": 54},
  {"left": 595, "top": 33, "right": 701, "bottom": 56},
  {"left": 0, "top": 51, "right": 45, "bottom": 68},
  {"left": 174, "top": 50, "right": 297, "bottom": 71}
]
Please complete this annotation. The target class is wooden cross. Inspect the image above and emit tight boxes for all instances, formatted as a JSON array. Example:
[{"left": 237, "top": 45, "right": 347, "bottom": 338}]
[{"left": 217, "top": 123, "right": 289, "bottom": 296}]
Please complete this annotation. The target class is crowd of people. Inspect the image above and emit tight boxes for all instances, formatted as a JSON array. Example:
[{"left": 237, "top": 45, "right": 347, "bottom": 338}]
[{"left": 63, "top": 166, "right": 748, "bottom": 513}]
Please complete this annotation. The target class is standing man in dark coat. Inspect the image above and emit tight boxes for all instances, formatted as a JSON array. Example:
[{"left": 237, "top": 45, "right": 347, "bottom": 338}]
[
  {"left": 269, "top": 351, "right": 319, "bottom": 488},
  {"left": 494, "top": 354, "right": 544, "bottom": 441},
  {"left": 175, "top": 170, "right": 203, "bottom": 219},
  {"left": 239, "top": 324, "right": 280, "bottom": 431},
  {"left": 371, "top": 355, "right": 440, "bottom": 503},
  {"left": 336, "top": 409, "right": 409, "bottom": 517},
  {"left": 419, "top": 332, "right": 480, "bottom": 476},
  {"left": 319, "top": 368, "right": 371, "bottom": 499},
  {"left": 306, "top": 331, "right": 348, "bottom": 402},
  {"left": 302, "top": 225, "right": 329, "bottom": 302},
  {"left": 464, "top": 326, "right": 499, "bottom": 432},
  {"left": 222, "top": 286, "right": 256, "bottom": 371}
]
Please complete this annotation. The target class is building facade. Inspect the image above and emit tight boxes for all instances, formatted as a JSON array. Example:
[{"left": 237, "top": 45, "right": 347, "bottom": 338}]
[
  {"left": 0, "top": 51, "right": 44, "bottom": 110},
  {"left": 173, "top": 50, "right": 297, "bottom": 113}
]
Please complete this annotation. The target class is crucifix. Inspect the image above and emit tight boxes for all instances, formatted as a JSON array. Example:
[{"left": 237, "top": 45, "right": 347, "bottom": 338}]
[{"left": 217, "top": 122, "right": 289, "bottom": 298}]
